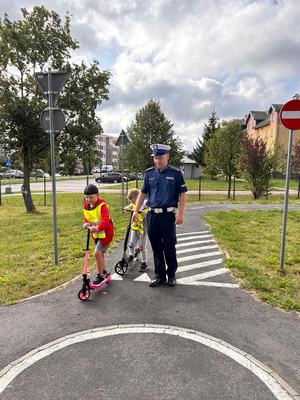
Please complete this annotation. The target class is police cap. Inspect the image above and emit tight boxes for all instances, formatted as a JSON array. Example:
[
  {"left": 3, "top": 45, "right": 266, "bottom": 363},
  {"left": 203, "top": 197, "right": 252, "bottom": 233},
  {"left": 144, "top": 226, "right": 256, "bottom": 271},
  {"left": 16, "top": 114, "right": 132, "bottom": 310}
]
[{"left": 150, "top": 143, "right": 171, "bottom": 156}]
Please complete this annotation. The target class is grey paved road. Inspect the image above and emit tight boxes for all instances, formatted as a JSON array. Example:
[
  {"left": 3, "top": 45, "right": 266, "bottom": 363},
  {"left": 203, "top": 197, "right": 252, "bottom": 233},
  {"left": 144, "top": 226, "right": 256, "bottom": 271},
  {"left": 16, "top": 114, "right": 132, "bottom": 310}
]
[{"left": 0, "top": 204, "right": 299, "bottom": 399}]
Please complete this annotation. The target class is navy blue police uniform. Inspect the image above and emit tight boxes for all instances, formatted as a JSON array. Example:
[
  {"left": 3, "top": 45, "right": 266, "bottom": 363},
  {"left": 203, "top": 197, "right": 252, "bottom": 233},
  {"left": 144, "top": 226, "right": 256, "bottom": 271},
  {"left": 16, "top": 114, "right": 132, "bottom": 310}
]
[{"left": 141, "top": 162, "right": 188, "bottom": 284}]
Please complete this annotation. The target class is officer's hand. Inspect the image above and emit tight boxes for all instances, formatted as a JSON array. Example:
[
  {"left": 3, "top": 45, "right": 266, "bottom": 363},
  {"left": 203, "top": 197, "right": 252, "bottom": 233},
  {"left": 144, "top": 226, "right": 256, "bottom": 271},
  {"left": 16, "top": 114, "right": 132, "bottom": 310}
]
[
  {"left": 175, "top": 213, "right": 184, "bottom": 225},
  {"left": 132, "top": 211, "right": 139, "bottom": 223}
]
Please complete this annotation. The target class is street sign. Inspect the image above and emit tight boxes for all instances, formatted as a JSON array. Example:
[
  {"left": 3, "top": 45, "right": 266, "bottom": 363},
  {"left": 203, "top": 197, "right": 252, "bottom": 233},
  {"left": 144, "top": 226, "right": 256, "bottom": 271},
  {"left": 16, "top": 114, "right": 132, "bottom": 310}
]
[
  {"left": 115, "top": 129, "right": 130, "bottom": 146},
  {"left": 40, "top": 108, "right": 66, "bottom": 132},
  {"left": 35, "top": 72, "right": 69, "bottom": 105},
  {"left": 5, "top": 159, "right": 13, "bottom": 167},
  {"left": 280, "top": 99, "right": 300, "bottom": 130}
]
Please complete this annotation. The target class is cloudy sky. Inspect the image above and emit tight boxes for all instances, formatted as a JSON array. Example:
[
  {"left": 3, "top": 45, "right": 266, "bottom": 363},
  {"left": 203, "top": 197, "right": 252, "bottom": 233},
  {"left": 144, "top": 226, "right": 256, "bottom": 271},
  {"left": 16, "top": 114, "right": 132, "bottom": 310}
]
[{"left": 1, "top": 0, "right": 300, "bottom": 151}]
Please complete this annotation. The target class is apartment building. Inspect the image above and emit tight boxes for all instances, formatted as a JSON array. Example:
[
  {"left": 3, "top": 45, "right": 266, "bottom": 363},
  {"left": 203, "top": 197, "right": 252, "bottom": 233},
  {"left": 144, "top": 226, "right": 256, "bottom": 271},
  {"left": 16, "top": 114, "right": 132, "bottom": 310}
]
[{"left": 95, "top": 134, "right": 119, "bottom": 168}]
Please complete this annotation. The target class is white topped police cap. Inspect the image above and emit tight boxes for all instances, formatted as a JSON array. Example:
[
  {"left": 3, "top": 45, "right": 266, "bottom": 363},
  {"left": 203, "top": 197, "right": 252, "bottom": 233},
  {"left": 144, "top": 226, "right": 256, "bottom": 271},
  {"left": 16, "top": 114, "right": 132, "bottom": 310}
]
[{"left": 150, "top": 143, "right": 171, "bottom": 156}]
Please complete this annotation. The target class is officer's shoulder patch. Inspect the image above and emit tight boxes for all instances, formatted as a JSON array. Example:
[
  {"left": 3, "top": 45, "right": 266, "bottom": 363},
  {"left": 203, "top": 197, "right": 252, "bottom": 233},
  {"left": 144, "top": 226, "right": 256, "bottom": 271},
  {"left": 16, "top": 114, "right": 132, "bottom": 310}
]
[{"left": 145, "top": 166, "right": 155, "bottom": 172}]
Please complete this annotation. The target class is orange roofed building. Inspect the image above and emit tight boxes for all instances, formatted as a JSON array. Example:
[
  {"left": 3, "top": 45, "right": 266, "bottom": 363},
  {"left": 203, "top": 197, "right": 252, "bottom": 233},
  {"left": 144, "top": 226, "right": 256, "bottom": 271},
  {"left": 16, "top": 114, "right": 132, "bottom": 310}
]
[{"left": 245, "top": 104, "right": 300, "bottom": 153}]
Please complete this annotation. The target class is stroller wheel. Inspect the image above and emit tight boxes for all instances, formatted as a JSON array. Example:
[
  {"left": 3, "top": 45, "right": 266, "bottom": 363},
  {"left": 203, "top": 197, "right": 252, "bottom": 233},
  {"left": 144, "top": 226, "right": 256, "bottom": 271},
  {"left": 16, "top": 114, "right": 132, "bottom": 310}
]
[
  {"left": 115, "top": 260, "right": 128, "bottom": 275},
  {"left": 78, "top": 288, "right": 91, "bottom": 301}
]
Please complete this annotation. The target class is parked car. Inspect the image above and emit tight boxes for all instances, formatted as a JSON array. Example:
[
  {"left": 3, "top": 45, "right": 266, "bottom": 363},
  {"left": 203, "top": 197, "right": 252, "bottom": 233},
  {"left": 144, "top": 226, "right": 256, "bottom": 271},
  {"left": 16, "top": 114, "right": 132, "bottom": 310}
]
[
  {"left": 95, "top": 172, "right": 129, "bottom": 183},
  {"left": 0, "top": 169, "right": 24, "bottom": 179},
  {"left": 30, "top": 169, "right": 50, "bottom": 178}
]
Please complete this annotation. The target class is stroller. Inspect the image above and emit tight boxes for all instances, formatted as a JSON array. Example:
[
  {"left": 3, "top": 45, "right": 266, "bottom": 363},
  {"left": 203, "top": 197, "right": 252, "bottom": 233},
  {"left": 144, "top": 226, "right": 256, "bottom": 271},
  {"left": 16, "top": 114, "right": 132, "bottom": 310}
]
[{"left": 114, "top": 207, "right": 144, "bottom": 275}]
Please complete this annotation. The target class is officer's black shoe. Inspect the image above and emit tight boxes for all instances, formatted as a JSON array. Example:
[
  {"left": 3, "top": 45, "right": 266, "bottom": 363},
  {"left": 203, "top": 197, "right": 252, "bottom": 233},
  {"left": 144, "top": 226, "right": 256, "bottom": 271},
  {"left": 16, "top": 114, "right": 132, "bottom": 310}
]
[
  {"left": 149, "top": 277, "right": 167, "bottom": 287},
  {"left": 168, "top": 278, "right": 177, "bottom": 287}
]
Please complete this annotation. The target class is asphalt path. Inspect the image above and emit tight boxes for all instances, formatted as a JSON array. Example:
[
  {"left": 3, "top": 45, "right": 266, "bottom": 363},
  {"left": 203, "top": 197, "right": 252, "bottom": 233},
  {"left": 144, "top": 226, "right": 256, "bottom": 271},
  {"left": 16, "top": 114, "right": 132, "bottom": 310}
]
[{"left": 0, "top": 204, "right": 299, "bottom": 399}]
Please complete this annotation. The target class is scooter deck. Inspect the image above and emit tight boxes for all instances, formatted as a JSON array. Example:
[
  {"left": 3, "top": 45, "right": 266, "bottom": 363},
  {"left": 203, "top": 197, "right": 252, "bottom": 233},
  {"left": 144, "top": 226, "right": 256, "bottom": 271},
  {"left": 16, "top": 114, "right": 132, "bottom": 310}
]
[{"left": 89, "top": 273, "right": 112, "bottom": 290}]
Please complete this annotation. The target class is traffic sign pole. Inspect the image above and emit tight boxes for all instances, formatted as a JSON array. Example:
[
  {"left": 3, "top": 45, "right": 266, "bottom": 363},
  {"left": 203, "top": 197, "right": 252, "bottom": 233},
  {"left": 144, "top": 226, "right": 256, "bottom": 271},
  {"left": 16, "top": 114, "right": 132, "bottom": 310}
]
[
  {"left": 48, "top": 67, "right": 59, "bottom": 265},
  {"left": 280, "top": 129, "right": 293, "bottom": 273}
]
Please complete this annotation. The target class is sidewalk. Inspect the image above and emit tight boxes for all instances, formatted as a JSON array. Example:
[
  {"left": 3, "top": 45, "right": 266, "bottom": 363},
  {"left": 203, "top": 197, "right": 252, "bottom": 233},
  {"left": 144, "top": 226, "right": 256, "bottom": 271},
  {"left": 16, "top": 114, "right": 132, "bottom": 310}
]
[{"left": 0, "top": 203, "right": 299, "bottom": 399}]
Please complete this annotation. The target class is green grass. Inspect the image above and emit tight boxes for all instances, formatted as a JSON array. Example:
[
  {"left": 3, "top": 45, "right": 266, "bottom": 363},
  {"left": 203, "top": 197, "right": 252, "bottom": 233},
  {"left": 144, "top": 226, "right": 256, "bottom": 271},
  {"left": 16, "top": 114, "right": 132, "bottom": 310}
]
[
  {"left": 0, "top": 193, "right": 129, "bottom": 305},
  {"left": 109, "top": 175, "right": 300, "bottom": 192},
  {"left": 188, "top": 193, "right": 300, "bottom": 204},
  {"left": 205, "top": 210, "right": 300, "bottom": 311}
]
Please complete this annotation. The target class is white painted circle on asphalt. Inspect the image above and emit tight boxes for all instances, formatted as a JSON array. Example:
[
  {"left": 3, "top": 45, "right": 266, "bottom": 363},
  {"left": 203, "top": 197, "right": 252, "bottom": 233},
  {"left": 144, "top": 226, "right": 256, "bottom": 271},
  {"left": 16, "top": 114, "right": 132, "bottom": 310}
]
[{"left": 0, "top": 324, "right": 297, "bottom": 399}]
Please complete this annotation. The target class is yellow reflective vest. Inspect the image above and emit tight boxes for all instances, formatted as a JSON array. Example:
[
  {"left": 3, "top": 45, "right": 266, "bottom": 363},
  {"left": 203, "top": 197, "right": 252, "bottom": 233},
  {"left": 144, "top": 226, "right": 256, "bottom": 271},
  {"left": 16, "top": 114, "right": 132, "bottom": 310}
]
[
  {"left": 131, "top": 203, "right": 146, "bottom": 235},
  {"left": 83, "top": 202, "right": 106, "bottom": 240}
]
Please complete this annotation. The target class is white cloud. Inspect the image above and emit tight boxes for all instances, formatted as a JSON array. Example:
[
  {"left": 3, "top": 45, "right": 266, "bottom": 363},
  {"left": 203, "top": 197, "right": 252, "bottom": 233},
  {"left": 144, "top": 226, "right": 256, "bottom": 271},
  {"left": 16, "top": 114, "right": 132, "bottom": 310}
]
[{"left": 2, "top": 0, "right": 300, "bottom": 152}]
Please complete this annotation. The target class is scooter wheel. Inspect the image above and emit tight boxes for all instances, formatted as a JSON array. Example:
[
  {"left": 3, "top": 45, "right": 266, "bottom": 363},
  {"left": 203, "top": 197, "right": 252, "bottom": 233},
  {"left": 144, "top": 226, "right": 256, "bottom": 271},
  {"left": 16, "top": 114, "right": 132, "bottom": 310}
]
[
  {"left": 115, "top": 260, "right": 128, "bottom": 275},
  {"left": 78, "top": 288, "right": 91, "bottom": 301}
]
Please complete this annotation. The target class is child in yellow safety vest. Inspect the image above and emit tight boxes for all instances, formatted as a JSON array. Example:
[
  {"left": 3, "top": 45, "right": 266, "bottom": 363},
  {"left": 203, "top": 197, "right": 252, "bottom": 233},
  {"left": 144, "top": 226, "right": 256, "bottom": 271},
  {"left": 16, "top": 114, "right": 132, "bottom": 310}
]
[
  {"left": 126, "top": 188, "right": 148, "bottom": 272},
  {"left": 83, "top": 184, "right": 115, "bottom": 285}
]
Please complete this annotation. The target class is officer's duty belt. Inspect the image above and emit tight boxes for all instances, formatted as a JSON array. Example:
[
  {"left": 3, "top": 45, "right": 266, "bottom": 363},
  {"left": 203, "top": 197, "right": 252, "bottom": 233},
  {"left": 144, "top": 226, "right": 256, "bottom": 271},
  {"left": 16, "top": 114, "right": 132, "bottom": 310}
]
[{"left": 149, "top": 207, "right": 176, "bottom": 213}]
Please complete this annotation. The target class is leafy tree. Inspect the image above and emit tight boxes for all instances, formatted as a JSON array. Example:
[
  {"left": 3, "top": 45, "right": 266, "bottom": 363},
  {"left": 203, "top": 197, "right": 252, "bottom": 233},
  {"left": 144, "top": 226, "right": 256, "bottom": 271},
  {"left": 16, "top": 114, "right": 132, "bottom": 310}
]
[
  {"left": 212, "top": 120, "right": 244, "bottom": 198},
  {"left": 204, "top": 136, "right": 221, "bottom": 179},
  {"left": 123, "top": 99, "right": 184, "bottom": 172},
  {"left": 63, "top": 151, "right": 77, "bottom": 177},
  {"left": 192, "top": 110, "right": 219, "bottom": 166},
  {"left": 59, "top": 60, "right": 110, "bottom": 175},
  {"left": 0, "top": 6, "right": 78, "bottom": 212},
  {"left": 240, "top": 136, "right": 275, "bottom": 199},
  {"left": 0, "top": 7, "right": 110, "bottom": 212}
]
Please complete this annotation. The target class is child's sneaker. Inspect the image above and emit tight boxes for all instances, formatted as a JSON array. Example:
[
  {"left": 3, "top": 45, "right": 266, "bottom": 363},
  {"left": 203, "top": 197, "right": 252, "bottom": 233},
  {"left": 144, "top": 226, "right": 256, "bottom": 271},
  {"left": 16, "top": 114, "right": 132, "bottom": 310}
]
[
  {"left": 139, "top": 262, "right": 148, "bottom": 272},
  {"left": 93, "top": 274, "right": 105, "bottom": 285}
]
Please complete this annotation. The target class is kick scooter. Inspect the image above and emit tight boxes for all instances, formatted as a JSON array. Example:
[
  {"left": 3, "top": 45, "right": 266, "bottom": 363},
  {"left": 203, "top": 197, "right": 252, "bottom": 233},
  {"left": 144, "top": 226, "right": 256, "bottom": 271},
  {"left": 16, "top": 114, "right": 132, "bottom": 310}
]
[{"left": 78, "top": 228, "right": 111, "bottom": 301}]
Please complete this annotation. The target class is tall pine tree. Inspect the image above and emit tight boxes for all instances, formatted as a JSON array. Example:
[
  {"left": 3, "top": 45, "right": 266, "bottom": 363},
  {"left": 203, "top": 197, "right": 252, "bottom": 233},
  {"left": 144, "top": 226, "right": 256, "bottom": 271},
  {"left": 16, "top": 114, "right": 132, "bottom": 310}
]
[{"left": 192, "top": 110, "right": 220, "bottom": 166}]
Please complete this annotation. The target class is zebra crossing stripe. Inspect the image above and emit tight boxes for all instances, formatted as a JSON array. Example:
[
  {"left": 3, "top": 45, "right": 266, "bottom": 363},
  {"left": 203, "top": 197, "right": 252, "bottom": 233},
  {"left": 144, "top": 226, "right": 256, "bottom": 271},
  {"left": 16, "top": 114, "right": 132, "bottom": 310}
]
[
  {"left": 176, "top": 244, "right": 219, "bottom": 255},
  {"left": 176, "top": 239, "right": 215, "bottom": 248},
  {"left": 110, "top": 273, "right": 123, "bottom": 281},
  {"left": 177, "top": 267, "right": 229, "bottom": 283},
  {"left": 177, "top": 259, "right": 223, "bottom": 272},
  {"left": 134, "top": 273, "right": 151, "bottom": 282},
  {"left": 177, "top": 231, "right": 210, "bottom": 236},
  {"left": 177, "top": 234, "right": 212, "bottom": 242},
  {"left": 178, "top": 281, "right": 239, "bottom": 288},
  {"left": 177, "top": 251, "right": 222, "bottom": 263}
]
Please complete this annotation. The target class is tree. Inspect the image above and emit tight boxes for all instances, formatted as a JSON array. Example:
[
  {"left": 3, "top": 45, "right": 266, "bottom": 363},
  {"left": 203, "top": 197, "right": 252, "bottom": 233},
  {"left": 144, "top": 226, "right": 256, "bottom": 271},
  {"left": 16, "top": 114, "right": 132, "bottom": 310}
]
[
  {"left": 212, "top": 120, "right": 244, "bottom": 198},
  {"left": 0, "top": 8, "right": 111, "bottom": 212},
  {"left": 240, "top": 137, "right": 275, "bottom": 199},
  {"left": 292, "top": 140, "right": 300, "bottom": 199},
  {"left": 123, "top": 99, "right": 184, "bottom": 172},
  {"left": 192, "top": 110, "right": 220, "bottom": 166},
  {"left": 0, "top": 7, "right": 78, "bottom": 212},
  {"left": 59, "top": 60, "right": 110, "bottom": 174},
  {"left": 191, "top": 137, "right": 203, "bottom": 167},
  {"left": 205, "top": 136, "right": 221, "bottom": 179}
]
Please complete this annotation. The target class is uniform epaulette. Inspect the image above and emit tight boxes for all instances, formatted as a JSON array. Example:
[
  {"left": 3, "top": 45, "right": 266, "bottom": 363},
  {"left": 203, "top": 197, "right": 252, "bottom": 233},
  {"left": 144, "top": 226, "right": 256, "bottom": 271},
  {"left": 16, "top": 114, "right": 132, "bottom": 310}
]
[
  {"left": 145, "top": 166, "right": 155, "bottom": 172},
  {"left": 169, "top": 165, "right": 180, "bottom": 172}
]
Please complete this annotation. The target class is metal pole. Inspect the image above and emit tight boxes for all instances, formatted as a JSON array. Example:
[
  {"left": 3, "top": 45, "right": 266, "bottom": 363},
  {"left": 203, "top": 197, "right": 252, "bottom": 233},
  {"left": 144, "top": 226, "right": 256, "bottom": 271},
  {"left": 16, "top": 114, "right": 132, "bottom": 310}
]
[
  {"left": 0, "top": 178, "right": 2, "bottom": 206},
  {"left": 121, "top": 144, "right": 124, "bottom": 213},
  {"left": 48, "top": 67, "right": 59, "bottom": 265},
  {"left": 280, "top": 129, "right": 293, "bottom": 273},
  {"left": 44, "top": 175, "right": 46, "bottom": 206},
  {"left": 198, "top": 175, "right": 201, "bottom": 201}
]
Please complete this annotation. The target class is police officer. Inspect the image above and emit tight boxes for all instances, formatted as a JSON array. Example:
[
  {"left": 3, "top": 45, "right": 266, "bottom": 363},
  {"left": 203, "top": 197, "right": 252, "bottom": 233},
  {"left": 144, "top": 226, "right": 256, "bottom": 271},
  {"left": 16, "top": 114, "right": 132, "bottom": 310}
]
[{"left": 132, "top": 144, "right": 188, "bottom": 287}]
